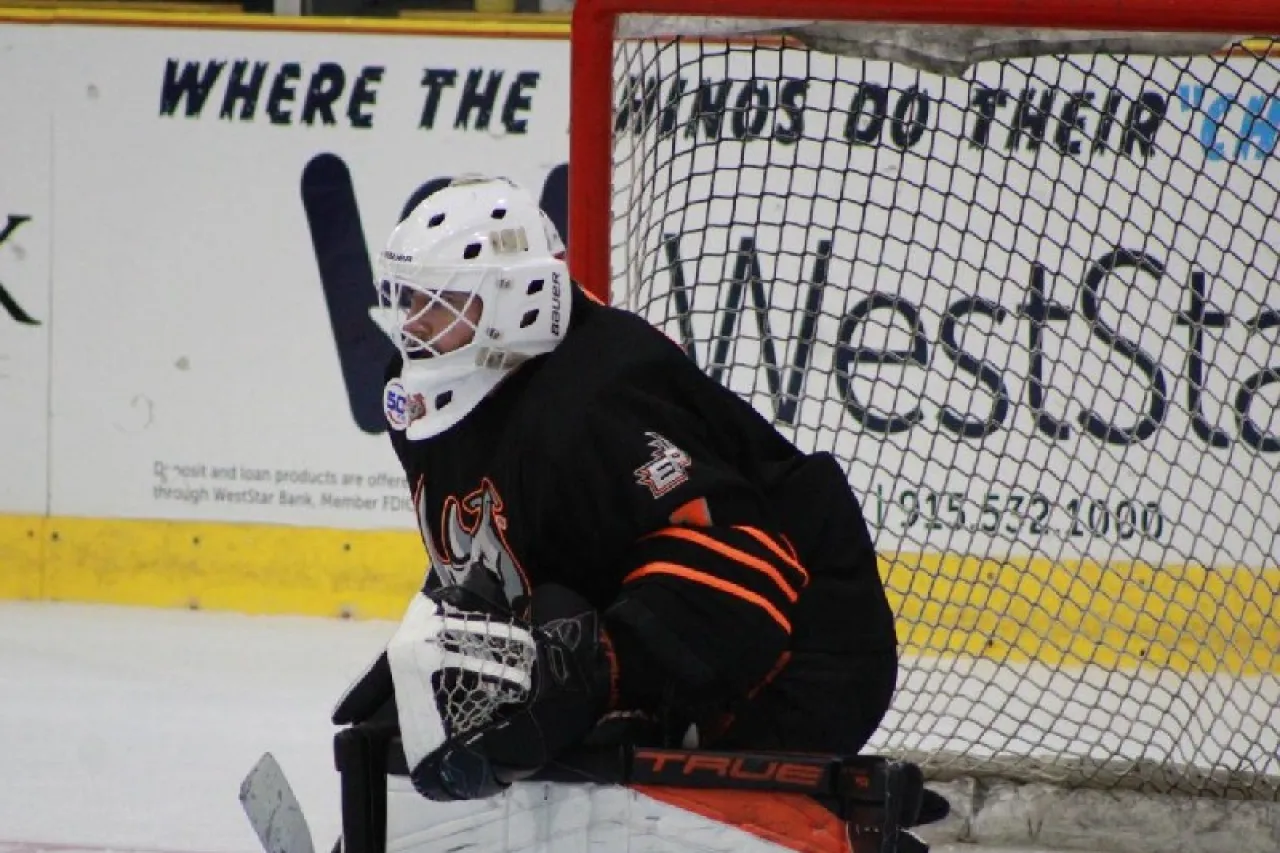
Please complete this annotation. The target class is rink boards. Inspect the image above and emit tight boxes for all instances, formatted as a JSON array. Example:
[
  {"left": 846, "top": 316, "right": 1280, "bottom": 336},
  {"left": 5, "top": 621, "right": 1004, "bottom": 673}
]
[
  {"left": 0, "top": 10, "right": 1275, "bottom": 684},
  {"left": 1, "top": 512, "right": 1276, "bottom": 678}
]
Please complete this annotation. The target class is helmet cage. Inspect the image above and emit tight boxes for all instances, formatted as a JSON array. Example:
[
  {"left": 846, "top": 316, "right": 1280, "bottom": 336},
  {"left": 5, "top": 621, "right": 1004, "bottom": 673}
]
[{"left": 377, "top": 267, "right": 490, "bottom": 362}]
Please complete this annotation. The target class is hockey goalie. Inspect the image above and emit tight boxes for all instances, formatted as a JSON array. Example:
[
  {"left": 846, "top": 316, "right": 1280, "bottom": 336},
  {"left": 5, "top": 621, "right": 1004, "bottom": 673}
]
[{"left": 324, "top": 176, "right": 944, "bottom": 853}]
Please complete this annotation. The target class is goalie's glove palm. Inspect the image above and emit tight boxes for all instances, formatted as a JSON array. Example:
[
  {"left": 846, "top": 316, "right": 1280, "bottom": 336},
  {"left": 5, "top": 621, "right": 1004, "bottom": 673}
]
[{"left": 407, "top": 584, "right": 615, "bottom": 801}]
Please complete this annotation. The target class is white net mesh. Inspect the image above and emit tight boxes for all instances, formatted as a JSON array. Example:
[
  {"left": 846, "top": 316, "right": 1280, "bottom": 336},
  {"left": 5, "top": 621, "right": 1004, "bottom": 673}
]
[{"left": 606, "top": 21, "right": 1280, "bottom": 798}]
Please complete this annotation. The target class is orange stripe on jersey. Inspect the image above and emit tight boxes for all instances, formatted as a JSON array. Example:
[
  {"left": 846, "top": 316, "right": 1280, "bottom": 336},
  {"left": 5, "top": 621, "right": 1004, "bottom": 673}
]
[
  {"left": 624, "top": 561, "right": 791, "bottom": 633},
  {"left": 779, "top": 533, "right": 800, "bottom": 563},
  {"left": 732, "top": 526, "right": 809, "bottom": 587},
  {"left": 749, "top": 650, "right": 793, "bottom": 700},
  {"left": 634, "top": 786, "right": 851, "bottom": 853},
  {"left": 599, "top": 627, "right": 621, "bottom": 711},
  {"left": 644, "top": 527, "right": 800, "bottom": 603},
  {"left": 669, "top": 497, "right": 713, "bottom": 527}
]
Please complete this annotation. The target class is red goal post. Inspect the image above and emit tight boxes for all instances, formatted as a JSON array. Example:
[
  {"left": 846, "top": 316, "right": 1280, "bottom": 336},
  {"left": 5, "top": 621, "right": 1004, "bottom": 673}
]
[{"left": 563, "top": 0, "right": 1280, "bottom": 807}]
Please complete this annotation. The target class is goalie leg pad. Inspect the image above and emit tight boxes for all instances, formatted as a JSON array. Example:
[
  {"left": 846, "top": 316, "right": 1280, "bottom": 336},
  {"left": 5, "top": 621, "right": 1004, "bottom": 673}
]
[{"left": 384, "top": 778, "right": 872, "bottom": 853}]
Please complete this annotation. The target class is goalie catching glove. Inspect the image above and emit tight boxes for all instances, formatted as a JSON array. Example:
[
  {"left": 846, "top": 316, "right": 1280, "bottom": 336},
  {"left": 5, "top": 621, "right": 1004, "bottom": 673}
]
[{"left": 386, "top": 583, "right": 617, "bottom": 801}]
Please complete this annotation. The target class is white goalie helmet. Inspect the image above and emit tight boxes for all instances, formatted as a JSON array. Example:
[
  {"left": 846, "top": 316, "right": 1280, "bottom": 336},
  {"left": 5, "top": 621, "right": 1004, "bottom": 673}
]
[{"left": 375, "top": 175, "right": 571, "bottom": 440}]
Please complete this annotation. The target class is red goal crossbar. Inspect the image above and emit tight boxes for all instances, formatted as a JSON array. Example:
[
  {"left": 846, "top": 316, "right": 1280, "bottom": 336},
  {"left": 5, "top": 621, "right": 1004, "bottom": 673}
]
[{"left": 566, "top": 0, "right": 1280, "bottom": 303}]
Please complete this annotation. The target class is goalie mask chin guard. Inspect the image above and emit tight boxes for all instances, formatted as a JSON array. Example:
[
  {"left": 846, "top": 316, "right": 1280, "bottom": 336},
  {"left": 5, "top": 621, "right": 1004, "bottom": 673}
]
[{"left": 375, "top": 175, "right": 571, "bottom": 440}]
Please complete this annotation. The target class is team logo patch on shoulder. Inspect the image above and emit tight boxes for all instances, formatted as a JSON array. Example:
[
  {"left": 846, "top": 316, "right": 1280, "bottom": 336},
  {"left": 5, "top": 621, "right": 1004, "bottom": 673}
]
[
  {"left": 385, "top": 380, "right": 428, "bottom": 431},
  {"left": 407, "top": 393, "right": 427, "bottom": 424},
  {"left": 634, "top": 432, "right": 691, "bottom": 498},
  {"left": 384, "top": 380, "right": 409, "bottom": 430}
]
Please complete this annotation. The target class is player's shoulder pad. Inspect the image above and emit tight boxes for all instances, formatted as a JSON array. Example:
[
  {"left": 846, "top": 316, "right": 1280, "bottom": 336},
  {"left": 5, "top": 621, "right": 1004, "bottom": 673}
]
[
  {"left": 505, "top": 289, "right": 708, "bottom": 487},
  {"left": 533, "top": 293, "right": 697, "bottom": 414}
]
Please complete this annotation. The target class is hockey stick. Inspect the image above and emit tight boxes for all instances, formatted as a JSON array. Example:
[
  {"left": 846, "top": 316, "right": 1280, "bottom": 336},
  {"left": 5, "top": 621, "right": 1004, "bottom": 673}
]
[
  {"left": 542, "top": 745, "right": 920, "bottom": 803},
  {"left": 332, "top": 724, "right": 946, "bottom": 853},
  {"left": 349, "top": 724, "right": 942, "bottom": 820},
  {"left": 239, "top": 753, "right": 318, "bottom": 853}
]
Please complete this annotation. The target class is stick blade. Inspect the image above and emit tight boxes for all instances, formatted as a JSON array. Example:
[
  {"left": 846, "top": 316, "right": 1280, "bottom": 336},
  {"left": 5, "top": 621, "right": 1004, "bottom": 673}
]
[{"left": 239, "top": 752, "right": 318, "bottom": 853}]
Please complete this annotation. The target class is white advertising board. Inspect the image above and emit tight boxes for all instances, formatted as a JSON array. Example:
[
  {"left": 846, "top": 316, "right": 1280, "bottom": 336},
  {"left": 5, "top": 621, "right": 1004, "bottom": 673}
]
[
  {"left": 3, "top": 19, "right": 1276, "bottom": 568},
  {"left": 612, "top": 46, "right": 1280, "bottom": 570},
  {"left": 46, "top": 24, "right": 569, "bottom": 529},
  {"left": 0, "top": 24, "right": 52, "bottom": 515}
]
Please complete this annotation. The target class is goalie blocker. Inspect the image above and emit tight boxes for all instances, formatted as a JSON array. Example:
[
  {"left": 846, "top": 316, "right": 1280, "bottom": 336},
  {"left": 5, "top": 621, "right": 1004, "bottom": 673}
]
[{"left": 332, "top": 723, "right": 949, "bottom": 853}]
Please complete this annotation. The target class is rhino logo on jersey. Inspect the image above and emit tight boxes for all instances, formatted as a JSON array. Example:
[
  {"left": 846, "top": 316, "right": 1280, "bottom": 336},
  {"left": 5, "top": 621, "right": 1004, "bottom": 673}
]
[{"left": 421, "top": 478, "right": 528, "bottom": 607}]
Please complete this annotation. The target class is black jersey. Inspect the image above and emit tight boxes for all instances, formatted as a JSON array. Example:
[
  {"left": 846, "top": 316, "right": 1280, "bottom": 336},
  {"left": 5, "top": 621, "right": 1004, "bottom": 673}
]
[{"left": 386, "top": 284, "right": 895, "bottom": 728}]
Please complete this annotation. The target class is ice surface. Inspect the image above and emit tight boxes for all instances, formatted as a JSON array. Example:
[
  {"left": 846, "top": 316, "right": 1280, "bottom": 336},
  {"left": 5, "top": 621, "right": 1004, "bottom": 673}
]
[
  {"left": 0, "top": 601, "right": 1198, "bottom": 853},
  {"left": 0, "top": 602, "right": 393, "bottom": 853}
]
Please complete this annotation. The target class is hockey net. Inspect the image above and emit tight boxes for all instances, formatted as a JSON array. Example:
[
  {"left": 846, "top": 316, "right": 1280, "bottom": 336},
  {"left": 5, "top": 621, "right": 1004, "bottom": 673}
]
[{"left": 568, "top": 0, "right": 1280, "bottom": 800}]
